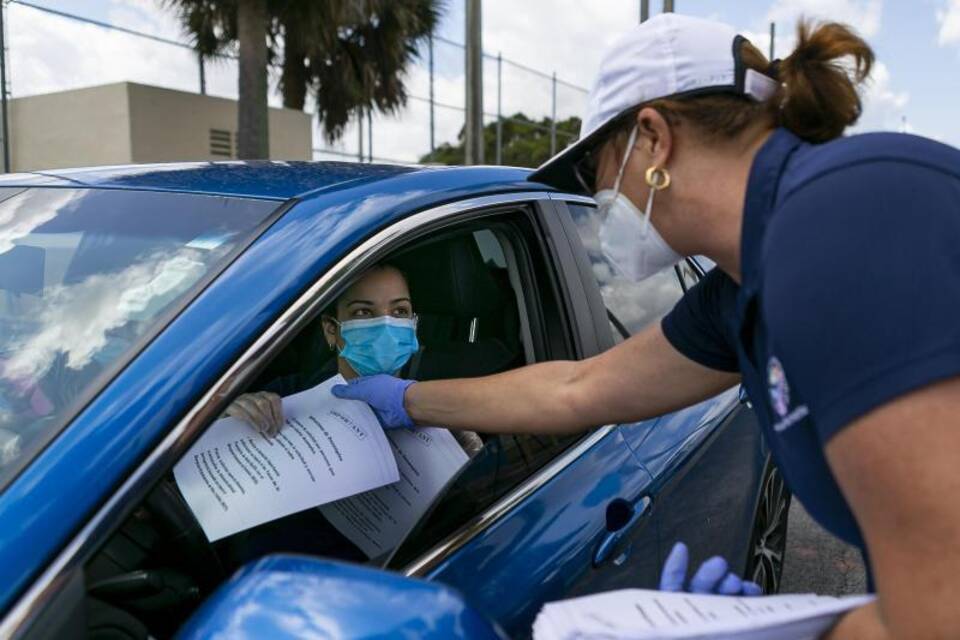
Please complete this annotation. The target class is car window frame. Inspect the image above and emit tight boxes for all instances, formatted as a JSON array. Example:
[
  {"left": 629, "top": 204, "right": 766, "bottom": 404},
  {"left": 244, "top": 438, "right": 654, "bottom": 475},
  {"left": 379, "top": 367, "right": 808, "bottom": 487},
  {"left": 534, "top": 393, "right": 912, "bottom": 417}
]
[
  {"left": 2, "top": 191, "right": 613, "bottom": 639},
  {"left": 545, "top": 196, "right": 617, "bottom": 353}
]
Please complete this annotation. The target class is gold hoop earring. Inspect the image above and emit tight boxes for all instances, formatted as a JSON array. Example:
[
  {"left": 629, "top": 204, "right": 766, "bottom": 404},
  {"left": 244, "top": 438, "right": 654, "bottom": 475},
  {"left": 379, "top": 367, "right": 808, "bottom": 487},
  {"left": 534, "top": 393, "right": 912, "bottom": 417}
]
[{"left": 645, "top": 166, "right": 671, "bottom": 191}]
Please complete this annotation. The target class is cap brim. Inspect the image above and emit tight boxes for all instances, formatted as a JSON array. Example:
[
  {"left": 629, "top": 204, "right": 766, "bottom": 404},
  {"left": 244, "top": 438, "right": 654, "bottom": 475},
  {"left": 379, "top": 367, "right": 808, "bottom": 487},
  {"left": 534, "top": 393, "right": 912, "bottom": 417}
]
[{"left": 527, "top": 110, "right": 631, "bottom": 194}]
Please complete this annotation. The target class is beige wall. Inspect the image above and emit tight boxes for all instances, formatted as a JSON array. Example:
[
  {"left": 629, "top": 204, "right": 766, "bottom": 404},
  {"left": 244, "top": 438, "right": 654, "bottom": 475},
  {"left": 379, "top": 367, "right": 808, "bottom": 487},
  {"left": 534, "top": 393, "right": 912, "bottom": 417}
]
[
  {"left": 9, "top": 83, "right": 132, "bottom": 171},
  {"left": 8, "top": 82, "right": 313, "bottom": 172},
  {"left": 126, "top": 83, "right": 312, "bottom": 163}
]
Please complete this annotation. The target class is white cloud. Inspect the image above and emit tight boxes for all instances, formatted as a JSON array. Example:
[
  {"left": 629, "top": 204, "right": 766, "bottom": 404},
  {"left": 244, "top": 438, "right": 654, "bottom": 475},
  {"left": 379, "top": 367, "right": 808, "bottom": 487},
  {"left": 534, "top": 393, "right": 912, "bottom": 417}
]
[
  {"left": 3, "top": 245, "right": 210, "bottom": 381},
  {"left": 0, "top": 189, "right": 71, "bottom": 255},
  {"left": 766, "top": 0, "right": 882, "bottom": 38},
  {"left": 739, "top": 0, "right": 883, "bottom": 59},
  {"left": 852, "top": 60, "right": 910, "bottom": 132},
  {"left": 937, "top": 0, "right": 960, "bottom": 45},
  {"left": 8, "top": 2, "right": 211, "bottom": 98}
]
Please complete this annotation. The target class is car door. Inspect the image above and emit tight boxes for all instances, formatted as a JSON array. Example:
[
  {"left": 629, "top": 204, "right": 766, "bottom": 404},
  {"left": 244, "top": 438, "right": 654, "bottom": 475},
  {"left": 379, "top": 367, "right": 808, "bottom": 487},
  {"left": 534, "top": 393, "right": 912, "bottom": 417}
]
[
  {"left": 556, "top": 199, "right": 767, "bottom": 573},
  {"left": 386, "top": 198, "right": 660, "bottom": 639}
]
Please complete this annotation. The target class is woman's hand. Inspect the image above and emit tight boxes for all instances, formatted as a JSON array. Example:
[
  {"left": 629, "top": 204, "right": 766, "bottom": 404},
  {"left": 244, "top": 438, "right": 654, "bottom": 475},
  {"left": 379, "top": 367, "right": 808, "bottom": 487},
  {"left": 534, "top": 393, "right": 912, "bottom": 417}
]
[
  {"left": 331, "top": 375, "right": 416, "bottom": 429},
  {"left": 223, "top": 391, "right": 284, "bottom": 436}
]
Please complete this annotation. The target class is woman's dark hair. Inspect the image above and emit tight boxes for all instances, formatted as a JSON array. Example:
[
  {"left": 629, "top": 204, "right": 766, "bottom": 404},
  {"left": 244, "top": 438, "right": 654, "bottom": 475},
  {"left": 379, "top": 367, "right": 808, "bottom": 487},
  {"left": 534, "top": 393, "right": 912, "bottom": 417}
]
[
  {"left": 320, "top": 262, "right": 410, "bottom": 320},
  {"left": 639, "top": 19, "right": 875, "bottom": 144}
]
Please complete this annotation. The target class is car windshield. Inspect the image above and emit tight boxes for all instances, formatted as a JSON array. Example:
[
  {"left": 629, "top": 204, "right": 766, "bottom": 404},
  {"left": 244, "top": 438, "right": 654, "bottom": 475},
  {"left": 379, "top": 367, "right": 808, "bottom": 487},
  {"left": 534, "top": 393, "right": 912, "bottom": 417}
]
[{"left": 0, "top": 187, "right": 278, "bottom": 488}]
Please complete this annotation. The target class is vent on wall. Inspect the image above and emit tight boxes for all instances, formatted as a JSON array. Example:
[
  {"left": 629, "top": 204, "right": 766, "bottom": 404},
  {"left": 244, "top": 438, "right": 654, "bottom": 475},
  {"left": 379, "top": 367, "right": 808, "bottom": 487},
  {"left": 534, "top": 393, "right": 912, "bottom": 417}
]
[{"left": 209, "top": 129, "right": 233, "bottom": 157}]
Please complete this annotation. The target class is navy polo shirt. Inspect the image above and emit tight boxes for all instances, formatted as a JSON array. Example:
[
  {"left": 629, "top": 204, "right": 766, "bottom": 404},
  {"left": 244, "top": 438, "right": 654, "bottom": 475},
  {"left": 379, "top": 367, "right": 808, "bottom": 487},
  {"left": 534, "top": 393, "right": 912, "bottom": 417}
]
[{"left": 662, "top": 127, "right": 960, "bottom": 557}]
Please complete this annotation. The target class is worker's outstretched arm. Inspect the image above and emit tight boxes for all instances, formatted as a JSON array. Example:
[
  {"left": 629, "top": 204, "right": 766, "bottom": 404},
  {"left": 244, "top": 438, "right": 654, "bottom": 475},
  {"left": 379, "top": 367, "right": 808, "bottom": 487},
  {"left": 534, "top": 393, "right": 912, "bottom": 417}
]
[{"left": 333, "top": 322, "right": 739, "bottom": 435}]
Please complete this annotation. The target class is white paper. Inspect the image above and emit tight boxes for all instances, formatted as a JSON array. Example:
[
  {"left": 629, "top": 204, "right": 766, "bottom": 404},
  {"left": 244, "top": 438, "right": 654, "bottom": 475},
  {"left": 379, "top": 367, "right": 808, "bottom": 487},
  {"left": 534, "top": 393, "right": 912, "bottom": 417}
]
[
  {"left": 533, "top": 589, "right": 875, "bottom": 640},
  {"left": 173, "top": 375, "right": 399, "bottom": 542},
  {"left": 319, "top": 426, "right": 469, "bottom": 557}
]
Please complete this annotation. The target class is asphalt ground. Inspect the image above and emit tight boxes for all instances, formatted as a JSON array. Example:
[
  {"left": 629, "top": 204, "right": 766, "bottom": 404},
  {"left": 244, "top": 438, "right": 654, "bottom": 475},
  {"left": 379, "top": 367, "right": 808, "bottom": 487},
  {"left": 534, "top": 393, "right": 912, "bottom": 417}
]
[{"left": 780, "top": 501, "right": 867, "bottom": 596}]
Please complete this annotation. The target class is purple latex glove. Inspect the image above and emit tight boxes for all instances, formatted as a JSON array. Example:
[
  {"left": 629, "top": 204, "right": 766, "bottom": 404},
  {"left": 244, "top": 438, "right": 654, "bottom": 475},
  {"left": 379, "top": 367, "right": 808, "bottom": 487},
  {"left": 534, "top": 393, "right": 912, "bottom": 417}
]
[
  {"left": 659, "top": 541, "right": 763, "bottom": 596},
  {"left": 331, "top": 375, "right": 416, "bottom": 430}
]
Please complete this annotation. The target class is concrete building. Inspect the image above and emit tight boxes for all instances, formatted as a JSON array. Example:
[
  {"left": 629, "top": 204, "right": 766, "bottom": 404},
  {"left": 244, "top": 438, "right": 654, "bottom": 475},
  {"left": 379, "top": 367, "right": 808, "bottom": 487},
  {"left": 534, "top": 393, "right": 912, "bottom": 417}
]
[{"left": 7, "top": 82, "right": 312, "bottom": 172}]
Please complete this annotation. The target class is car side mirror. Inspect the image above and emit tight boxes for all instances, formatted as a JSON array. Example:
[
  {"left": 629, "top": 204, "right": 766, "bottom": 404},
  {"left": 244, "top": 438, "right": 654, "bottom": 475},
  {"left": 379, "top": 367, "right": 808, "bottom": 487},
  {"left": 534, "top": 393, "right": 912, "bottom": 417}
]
[{"left": 176, "top": 554, "right": 506, "bottom": 639}]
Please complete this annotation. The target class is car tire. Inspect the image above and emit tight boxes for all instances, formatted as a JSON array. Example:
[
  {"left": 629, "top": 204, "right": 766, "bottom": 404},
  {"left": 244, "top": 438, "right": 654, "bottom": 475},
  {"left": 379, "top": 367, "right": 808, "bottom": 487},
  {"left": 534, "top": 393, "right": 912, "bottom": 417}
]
[{"left": 745, "top": 462, "right": 791, "bottom": 594}]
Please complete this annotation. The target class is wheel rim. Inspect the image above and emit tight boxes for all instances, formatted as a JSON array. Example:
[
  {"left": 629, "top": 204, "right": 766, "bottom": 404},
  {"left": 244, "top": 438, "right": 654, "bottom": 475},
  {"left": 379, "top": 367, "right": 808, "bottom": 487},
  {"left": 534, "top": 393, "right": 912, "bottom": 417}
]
[{"left": 751, "top": 466, "right": 789, "bottom": 593}]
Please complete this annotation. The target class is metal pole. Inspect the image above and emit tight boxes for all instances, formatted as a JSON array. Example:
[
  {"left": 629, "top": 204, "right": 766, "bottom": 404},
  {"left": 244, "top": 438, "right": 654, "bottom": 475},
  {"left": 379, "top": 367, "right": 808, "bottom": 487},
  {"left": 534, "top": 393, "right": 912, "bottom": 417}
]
[
  {"left": 496, "top": 52, "right": 502, "bottom": 165},
  {"left": 428, "top": 33, "right": 435, "bottom": 153},
  {"left": 367, "top": 107, "right": 372, "bottom": 162},
  {"left": 550, "top": 71, "right": 557, "bottom": 156},
  {"left": 769, "top": 22, "right": 775, "bottom": 60},
  {"left": 357, "top": 108, "right": 363, "bottom": 162},
  {"left": 0, "top": 0, "right": 9, "bottom": 173},
  {"left": 640, "top": 0, "right": 649, "bottom": 22},
  {"left": 198, "top": 52, "right": 206, "bottom": 95},
  {"left": 662, "top": 0, "right": 674, "bottom": 12},
  {"left": 464, "top": 0, "right": 483, "bottom": 165}
]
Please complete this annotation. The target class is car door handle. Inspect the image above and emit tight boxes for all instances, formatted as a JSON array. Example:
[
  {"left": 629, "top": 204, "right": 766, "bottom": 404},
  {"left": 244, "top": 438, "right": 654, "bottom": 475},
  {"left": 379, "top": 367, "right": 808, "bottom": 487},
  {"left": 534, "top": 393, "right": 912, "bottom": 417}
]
[{"left": 593, "top": 495, "right": 652, "bottom": 567}]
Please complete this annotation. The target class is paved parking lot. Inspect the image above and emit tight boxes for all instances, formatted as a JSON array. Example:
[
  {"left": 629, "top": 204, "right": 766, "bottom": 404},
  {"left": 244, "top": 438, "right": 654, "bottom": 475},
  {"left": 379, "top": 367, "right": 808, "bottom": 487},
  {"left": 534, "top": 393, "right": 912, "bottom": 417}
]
[{"left": 780, "top": 501, "right": 867, "bottom": 596}]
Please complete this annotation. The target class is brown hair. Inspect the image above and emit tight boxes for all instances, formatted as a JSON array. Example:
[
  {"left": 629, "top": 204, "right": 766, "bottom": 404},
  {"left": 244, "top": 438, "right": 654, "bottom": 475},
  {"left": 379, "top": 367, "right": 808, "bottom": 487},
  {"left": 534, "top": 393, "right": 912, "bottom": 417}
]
[
  {"left": 642, "top": 20, "right": 875, "bottom": 145},
  {"left": 321, "top": 262, "right": 410, "bottom": 320}
]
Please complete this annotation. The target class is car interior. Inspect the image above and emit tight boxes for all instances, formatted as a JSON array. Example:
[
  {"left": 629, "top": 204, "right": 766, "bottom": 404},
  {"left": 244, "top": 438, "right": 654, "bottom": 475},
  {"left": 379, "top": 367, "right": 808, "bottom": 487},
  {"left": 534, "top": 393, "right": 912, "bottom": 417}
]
[{"left": 77, "top": 211, "right": 580, "bottom": 639}]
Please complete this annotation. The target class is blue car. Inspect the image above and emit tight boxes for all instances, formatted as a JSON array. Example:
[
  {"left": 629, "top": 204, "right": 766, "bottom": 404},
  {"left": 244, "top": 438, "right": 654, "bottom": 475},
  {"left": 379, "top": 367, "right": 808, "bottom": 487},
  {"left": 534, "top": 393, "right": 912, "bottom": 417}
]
[{"left": 0, "top": 162, "right": 789, "bottom": 639}]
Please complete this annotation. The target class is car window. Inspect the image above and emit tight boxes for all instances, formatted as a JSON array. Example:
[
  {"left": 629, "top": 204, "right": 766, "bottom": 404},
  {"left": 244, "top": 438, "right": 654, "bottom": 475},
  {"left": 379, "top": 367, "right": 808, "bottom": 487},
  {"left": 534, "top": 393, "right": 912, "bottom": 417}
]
[
  {"left": 567, "top": 203, "right": 684, "bottom": 339},
  {"left": 473, "top": 228, "right": 507, "bottom": 268},
  {"left": 0, "top": 187, "right": 277, "bottom": 491}
]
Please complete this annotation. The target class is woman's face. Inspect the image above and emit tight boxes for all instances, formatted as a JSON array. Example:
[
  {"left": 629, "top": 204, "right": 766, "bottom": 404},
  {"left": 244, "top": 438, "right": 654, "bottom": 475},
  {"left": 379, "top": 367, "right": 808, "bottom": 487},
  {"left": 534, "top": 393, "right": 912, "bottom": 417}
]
[{"left": 323, "top": 266, "right": 413, "bottom": 354}]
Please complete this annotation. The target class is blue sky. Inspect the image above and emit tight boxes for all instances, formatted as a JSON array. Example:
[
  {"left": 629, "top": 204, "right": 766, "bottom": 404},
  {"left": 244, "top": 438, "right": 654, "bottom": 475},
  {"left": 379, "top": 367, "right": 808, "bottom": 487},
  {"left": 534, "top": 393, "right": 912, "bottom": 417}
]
[{"left": 7, "top": 0, "right": 959, "bottom": 161}]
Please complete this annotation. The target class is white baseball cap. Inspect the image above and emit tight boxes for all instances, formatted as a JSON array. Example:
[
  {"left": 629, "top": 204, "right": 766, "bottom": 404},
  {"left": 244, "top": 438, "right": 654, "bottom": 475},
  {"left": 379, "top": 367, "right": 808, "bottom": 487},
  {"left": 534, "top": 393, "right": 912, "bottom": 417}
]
[{"left": 529, "top": 13, "right": 778, "bottom": 192}]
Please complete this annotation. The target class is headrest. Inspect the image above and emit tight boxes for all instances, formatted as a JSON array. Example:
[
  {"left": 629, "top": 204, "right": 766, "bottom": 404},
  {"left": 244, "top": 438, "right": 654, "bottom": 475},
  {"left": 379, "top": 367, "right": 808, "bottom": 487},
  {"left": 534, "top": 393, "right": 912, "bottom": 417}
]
[{"left": 393, "top": 234, "right": 506, "bottom": 319}]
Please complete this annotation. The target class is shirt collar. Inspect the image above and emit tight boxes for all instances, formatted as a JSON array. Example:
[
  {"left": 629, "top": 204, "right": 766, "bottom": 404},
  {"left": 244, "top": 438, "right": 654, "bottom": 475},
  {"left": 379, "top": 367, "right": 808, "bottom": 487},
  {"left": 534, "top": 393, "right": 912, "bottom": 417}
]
[{"left": 739, "top": 127, "right": 806, "bottom": 295}]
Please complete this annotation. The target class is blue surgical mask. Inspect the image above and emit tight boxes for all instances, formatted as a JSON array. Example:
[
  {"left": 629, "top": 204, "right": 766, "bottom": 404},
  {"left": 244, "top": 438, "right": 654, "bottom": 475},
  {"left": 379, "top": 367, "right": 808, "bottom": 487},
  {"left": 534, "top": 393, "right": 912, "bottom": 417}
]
[{"left": 337, "top": 316, "right": 419, "bottom": 377}]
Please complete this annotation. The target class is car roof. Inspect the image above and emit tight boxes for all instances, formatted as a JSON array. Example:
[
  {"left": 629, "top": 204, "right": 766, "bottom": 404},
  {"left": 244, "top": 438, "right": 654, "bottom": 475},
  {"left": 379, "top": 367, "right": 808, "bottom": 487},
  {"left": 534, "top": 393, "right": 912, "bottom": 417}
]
[{"left": 0, "top": 161, "right": 538, "bottom": 201}]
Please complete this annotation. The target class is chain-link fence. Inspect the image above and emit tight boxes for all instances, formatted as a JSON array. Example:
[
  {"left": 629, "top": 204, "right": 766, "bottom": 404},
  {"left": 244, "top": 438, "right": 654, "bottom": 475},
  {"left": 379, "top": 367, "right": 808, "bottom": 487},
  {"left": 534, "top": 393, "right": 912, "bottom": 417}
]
[{"left": 0, "top": 0, "right": 592, "bottom": 167}]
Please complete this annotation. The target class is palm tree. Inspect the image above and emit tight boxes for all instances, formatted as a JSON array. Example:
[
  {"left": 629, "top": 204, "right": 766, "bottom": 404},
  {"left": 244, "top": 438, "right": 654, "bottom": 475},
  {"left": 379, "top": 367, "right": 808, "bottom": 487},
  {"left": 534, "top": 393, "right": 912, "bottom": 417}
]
[
  {"left": 275, "top": 1, "right": 440, "bottom": 142},
  {"left": 164, "top": 0, "right": 441, "bottom": 157},
  {"left": 237, "top": 0, "right": 268, "bottom": 158}
]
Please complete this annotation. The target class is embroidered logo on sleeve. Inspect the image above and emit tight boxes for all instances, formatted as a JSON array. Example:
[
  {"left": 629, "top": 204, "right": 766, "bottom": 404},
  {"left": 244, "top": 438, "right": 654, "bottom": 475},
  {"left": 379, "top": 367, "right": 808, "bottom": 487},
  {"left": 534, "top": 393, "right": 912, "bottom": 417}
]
[
  {"left": 768, "top": 356, "right": 810, "bottom": 432},
  {"left": 767, "top": 356, "right": 790, "bottom": 417}
]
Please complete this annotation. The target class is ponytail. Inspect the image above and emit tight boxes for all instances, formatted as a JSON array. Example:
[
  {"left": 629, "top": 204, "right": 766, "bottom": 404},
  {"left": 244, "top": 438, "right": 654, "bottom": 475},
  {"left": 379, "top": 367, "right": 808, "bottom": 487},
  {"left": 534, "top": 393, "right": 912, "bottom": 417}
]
[{"left": 775, "top": 21, "right": 874, "bottom": 142}]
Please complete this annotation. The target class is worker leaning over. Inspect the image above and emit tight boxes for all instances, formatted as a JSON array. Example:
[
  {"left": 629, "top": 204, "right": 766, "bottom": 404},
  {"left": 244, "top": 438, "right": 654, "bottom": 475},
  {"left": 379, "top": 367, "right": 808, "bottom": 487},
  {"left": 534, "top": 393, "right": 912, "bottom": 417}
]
[{"left": 335, "top": 13, "right": 960, "bottom": 639}]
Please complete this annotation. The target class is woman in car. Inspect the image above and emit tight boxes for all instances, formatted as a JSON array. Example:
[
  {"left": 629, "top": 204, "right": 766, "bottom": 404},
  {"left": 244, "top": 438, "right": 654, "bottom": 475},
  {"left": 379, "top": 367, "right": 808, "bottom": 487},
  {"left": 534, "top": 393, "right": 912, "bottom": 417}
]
[
  {"left": 210, "top": 264, "right": 482, "bottom": 567},
  {"left": 223, "top": 263, "right": 483, "bottom": 456}
]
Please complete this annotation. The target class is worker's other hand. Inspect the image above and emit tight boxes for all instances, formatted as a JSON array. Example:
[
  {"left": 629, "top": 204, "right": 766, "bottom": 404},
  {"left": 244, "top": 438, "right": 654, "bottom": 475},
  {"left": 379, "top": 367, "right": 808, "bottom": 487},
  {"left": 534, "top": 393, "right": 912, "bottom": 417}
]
[
  {"left": 223, "top": 391, "right": 284, "bottom": 436},
  {"left": 332, "top": 375, "right": 416, "bottom": 430},
  {"left": 659, "top": 541, "right": 762, "bottom": 596}
]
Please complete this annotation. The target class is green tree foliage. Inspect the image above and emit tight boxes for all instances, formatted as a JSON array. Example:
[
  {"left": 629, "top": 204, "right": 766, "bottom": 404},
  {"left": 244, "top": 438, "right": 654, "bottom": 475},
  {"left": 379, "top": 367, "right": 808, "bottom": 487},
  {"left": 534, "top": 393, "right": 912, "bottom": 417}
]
[
  {"left": 420, "top": 113, "right": 581, "bottom": 167},
  {"left": 163, "top": 0, "right": 441, "bottom": 156},
  {"left": 276, "top": 1, "right": 440, "bottom": 142}
]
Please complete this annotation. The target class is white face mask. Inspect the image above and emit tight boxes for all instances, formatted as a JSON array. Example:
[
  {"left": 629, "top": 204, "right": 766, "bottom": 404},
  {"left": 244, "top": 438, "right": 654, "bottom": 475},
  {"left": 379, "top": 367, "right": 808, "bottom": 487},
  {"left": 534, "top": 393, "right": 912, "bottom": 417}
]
[{"left": 595, "top": 126, "right": 682, "bottom": 282}]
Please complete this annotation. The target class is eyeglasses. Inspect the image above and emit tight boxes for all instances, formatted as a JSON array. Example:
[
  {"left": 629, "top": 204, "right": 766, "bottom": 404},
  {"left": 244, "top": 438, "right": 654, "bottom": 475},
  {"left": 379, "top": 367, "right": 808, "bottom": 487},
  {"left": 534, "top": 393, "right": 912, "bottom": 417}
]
[{"left": 573, "top": 147, "right": 599, "bottom": 194}]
